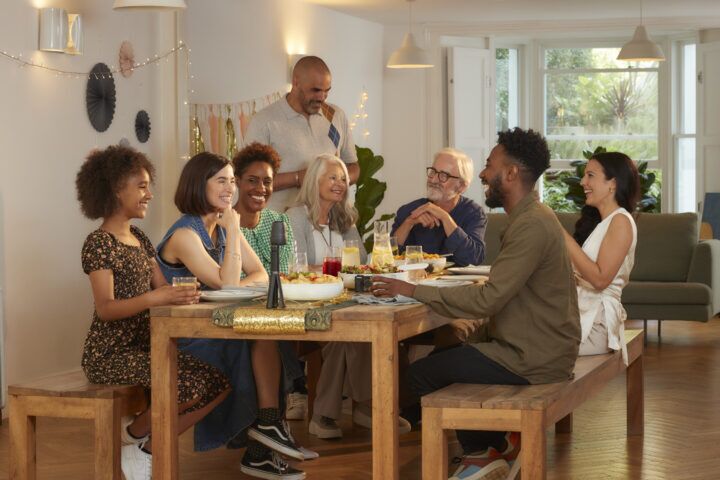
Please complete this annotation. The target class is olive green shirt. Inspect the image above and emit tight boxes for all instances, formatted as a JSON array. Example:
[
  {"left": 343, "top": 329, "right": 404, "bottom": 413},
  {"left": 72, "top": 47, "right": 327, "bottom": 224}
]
[{"left": 413, "top": 193, "right": 580, "bottom": 384}]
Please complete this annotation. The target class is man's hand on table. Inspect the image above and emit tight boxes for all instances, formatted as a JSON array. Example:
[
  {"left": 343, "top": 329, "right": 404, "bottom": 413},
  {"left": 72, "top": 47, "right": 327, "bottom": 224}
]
[{"left": 370, "top": 276, "right": 417, "bottom": 298}]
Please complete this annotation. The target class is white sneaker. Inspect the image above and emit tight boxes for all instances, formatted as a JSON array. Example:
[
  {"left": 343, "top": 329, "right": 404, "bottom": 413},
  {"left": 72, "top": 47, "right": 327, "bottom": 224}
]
[
  {"left": 121, "top": 415, "right": 150, "bottom": 446},
  {"left": 449, "top": 459, "right": 510, "bottom": 480},
  {"left": 309, "top": 415, "right": 343, "bottom": 439},
  {"left": 352, "top": 407, "right": 412, "bottom": 435},
  {"left": 285, "top": 393, "right": 308, "bottom": 420},
  {"left": 121, "top": 443, "right": 152, "bottom": 480}
]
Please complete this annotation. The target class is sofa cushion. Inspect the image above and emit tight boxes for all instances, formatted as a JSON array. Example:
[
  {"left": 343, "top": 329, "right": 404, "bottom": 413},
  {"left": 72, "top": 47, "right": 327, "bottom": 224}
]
[
  {"left": 630, "top": 213, "right": 697, "bottom": 282},
  {"left": 622, "top": 281, "right": 712, "bottom": 305}
]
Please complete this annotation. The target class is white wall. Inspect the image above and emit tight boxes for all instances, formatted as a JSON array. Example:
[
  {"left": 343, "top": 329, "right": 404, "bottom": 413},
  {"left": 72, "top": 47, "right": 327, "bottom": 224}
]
[
  {"left": 0, "top": 0, "right": 171, "bottom": 397},
  {"left": 183, "top": 0, "right": 384, "bottom": 155}
]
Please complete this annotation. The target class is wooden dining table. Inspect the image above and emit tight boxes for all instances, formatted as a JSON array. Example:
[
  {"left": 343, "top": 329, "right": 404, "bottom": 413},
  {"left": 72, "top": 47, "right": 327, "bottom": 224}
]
[{"left": 149, "top": 301, "right": 455, "bottom": 479}]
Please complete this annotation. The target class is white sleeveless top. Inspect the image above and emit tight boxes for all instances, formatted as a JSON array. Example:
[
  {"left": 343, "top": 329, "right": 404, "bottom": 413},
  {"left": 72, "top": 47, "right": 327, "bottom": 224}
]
[{"left": 576, "top": 208, "right": 637, "bottom": 364}]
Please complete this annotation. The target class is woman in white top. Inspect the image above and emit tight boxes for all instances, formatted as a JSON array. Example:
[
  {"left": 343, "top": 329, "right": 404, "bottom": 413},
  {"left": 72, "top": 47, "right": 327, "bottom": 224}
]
[
  {"left": 562, "top": 152, "right": 640, "bottom": 364},
  {"left": 286, "top": 154, "right": 411, "bottom": 439}
]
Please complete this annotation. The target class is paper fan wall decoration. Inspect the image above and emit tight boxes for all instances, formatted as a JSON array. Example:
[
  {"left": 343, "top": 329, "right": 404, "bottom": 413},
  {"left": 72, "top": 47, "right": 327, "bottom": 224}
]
[
  {"left": 119, "top": 41, "right": 135, "bottom": 78},
  {"left": 135, "top": 110, "right": 151, "bottom": 143},
  {"left": 86, "top": 63, "right": 116, "bottom": 132}
]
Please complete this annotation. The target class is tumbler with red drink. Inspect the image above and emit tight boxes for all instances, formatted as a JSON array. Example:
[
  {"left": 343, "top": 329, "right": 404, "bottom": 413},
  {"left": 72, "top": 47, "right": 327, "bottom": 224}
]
[{"left": 322, "top": 246, "right": 342, "bottom": 276}]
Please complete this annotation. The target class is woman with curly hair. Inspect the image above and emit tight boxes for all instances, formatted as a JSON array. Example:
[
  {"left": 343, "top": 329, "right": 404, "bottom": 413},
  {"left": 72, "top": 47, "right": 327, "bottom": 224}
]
[
  {"left": 156, "top": 152, "right": 306, "bottom": 480},
  {"left": 563, "top": 151, "right": 640, "bottom": 363},
  {"left": 76, "top": 145, "right": 230, "bottom": 480},
  {"left": 286, "top": 154, "right": 411, "bottom": 439},
  {"left": 232, "top": 142, "right": 295, "bottom": 274}
]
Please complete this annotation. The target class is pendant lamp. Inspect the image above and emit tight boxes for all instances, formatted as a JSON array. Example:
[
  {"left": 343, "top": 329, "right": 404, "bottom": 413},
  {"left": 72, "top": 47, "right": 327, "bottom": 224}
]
[
  {"left": 387, "top": 0, "right": 433, "bottom": 69},
  {"left": 113, "top": 0, "right": 187, "bottom": 10},
  {"left": 617, "top": 0, "right": 665, "bottom": 62}
]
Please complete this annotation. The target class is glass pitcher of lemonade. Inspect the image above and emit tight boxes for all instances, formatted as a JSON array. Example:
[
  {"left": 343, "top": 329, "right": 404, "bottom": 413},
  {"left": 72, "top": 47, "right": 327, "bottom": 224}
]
[{"left": 371, "top": 220, "right": 394, "bottom": 268}]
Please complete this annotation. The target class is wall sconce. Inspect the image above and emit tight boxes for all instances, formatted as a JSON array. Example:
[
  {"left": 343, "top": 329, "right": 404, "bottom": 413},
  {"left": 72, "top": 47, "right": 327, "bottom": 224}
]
[
  {"left": 287, "top": 53, "right": 305, "bottom": 83},
  {"left": 38, "top": 8, "right": 83, "bottom": 55}
]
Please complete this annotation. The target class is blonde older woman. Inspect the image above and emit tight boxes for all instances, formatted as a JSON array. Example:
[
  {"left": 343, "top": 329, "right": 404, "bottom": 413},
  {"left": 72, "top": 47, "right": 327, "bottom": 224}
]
[{"left": 286, "top": 154, "right": 411, "bottom": 438}]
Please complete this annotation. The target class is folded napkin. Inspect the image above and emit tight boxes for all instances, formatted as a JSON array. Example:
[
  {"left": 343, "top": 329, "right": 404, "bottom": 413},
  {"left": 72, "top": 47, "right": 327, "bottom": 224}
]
[{"left": 353, "top": 294, "right": 421, "bottom": 305}]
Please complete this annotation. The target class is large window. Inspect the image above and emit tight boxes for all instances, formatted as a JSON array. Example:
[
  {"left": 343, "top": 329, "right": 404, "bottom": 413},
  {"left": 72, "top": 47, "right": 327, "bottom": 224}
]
[
  {"left": 496, "top": 47, "right": 519, "bottom": 132},
  {"left": 675, "top": 42, "right": 697, "bottom": 213},
  {"left": 543, "top": 47, "right": 659, "bottom": 162}
]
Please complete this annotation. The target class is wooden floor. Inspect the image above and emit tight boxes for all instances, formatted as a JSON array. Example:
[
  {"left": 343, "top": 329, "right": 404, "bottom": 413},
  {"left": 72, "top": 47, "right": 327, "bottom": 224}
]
[{"left": 1, "top": 318, "right": 719, "bottom": 479}]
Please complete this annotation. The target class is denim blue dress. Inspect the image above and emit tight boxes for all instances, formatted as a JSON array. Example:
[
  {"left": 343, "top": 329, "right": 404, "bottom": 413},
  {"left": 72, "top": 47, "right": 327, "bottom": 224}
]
[{"left": 156, "top": 214, "right": 302, "bottom": 451}]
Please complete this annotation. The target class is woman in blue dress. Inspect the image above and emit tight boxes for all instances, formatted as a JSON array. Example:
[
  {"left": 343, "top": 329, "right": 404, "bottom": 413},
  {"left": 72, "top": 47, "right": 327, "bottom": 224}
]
[{"left": 156, "top": 152, "right": 305, "bottom": 480}]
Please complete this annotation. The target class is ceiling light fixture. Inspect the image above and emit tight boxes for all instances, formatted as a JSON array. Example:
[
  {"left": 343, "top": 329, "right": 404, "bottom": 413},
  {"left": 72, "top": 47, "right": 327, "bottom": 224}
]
[
  {"left": 112, "top": 0, "right": 187, "bottom": 10},
  {"left": 387, "top": 0, "right": 433, "bottom": 69},
  {"left": 617, "top": 0, "right": 665, "bottom": 62}
]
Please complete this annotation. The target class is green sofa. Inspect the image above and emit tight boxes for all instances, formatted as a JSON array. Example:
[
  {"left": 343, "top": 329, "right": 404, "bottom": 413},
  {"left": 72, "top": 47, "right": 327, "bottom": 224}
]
[{"left": 483, "top": 212, "right": 720, "bottom": 342}]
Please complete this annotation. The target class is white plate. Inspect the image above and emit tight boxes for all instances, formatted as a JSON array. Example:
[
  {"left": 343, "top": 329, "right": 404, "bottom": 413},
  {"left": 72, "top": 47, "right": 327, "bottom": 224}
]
[
  {"left": 280, "top": 281, "right": 344, "bottom": 301},
  {"left": 339, "top": 271, "right": 409, "bottom": 289},
  {"left": 447, "top": 265, "right": 492, "bottom": 275},
  {"left": 418, "top": 279, "right": 474, "bottom": 287},
  {"left": 200, "top": 289, "right": 265, "bottom": 302},
  {"left": 398, "top": 262, "right": 429, "bottom": 271}
]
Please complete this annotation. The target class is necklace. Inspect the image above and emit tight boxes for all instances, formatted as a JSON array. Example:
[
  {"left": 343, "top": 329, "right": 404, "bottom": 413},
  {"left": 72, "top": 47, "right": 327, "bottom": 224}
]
[{"left": 319, "top": 211, "right": 333, "bottom": 248}]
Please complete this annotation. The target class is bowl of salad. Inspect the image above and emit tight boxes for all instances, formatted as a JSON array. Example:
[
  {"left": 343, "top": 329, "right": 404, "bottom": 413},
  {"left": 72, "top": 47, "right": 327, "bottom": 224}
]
[{"left": 280, "top": 272, "right": 344, "bottom": 300}]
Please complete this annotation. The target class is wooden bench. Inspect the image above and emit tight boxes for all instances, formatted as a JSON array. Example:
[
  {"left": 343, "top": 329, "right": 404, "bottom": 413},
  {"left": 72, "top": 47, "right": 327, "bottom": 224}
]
[
  {"left": 421, "top": 329, "right": 644, "bottom": 480},
  {"left": 9, "top": 370, "right": 147, "bottom": 480}
]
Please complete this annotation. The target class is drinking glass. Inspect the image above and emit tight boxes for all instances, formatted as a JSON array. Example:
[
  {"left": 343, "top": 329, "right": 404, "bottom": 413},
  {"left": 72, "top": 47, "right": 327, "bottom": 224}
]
[
  {"left": 405, "top": 245, "right": 424, "bottom": 264},
  {"left": 172, "top": 276, "right": 197, "bottom": 288},
  {"left": 342, "top": 240, "right": 361, "bottom": 268},
  {"left": 322, "top": 246, "right": 342, "bottom": 276},
  {"left": 390, "top": 236, "right": 399, "bottom": 257},
  {"left": 291, "top": 252, "right": 308, "bottom": 273}
]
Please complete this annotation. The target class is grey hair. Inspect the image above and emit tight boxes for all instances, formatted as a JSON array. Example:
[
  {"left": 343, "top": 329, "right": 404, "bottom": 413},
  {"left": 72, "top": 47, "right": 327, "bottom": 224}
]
[
  {"left": 294, "top": 154, "right": 358, "bottom": 233},
  {"left": 434, "top": 148, "right": 474, "bottom": 186}
]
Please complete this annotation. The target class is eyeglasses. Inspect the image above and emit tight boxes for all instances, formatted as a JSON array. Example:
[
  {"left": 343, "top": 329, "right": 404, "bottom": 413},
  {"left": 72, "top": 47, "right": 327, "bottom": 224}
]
[{"left": 426, "top": 167, "right": 461, "bottom": 184}]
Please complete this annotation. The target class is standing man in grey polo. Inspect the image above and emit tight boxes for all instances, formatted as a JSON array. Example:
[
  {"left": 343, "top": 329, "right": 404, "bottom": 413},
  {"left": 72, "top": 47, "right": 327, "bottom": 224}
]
[{"left": 244, "top": 56, "right": 359, "bottom": 211}]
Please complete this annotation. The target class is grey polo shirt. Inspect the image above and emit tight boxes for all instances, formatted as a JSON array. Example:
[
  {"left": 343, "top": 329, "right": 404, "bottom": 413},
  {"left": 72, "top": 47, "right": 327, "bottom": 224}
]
[{"left": 244, "top": 96, "right": 357, "bottom": 211}]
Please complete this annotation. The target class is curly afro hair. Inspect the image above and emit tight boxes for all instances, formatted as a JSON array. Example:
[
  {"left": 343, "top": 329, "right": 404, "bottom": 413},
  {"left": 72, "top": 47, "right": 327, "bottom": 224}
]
[
  {"left": 76, "top": 145, "right": 156, "bottom": 219},
  {"left": 232, "top": 142, "right": 282, "bottom": 178},
  {"left": 497, "top": 127, "right": 550, "bottom": 187}
]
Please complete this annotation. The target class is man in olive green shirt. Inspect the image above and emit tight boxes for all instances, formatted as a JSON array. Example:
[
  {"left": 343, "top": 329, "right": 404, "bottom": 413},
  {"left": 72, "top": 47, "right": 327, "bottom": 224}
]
[{"left": 372, "top": 128, "right": 580, "bottom": 477}]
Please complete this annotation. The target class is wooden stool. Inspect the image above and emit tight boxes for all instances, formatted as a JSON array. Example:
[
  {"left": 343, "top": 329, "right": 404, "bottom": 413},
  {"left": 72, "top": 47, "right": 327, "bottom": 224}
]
[{"left": 9, "top": 370, "right": 147, "bottom": 480}]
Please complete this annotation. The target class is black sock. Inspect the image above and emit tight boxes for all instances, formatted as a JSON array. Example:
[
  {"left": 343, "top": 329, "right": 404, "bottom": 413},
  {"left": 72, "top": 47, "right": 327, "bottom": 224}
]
[
  {"left": 245, "top": 440, "right": 268, "bottom": 460},
  {"left": 257, "top": 407, "right": 281, "bottom": 424},
  {"left": 127, "top": 426, "right": 146, "bottom": 440}
]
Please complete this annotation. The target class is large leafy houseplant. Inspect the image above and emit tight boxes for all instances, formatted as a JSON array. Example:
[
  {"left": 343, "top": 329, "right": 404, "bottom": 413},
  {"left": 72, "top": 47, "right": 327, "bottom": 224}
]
[
  {"left": 562, "top": 146, "right": 659, "bottom": 212},
  {"left": 354, "top": 146, "right": 395, "bottom": 252}
]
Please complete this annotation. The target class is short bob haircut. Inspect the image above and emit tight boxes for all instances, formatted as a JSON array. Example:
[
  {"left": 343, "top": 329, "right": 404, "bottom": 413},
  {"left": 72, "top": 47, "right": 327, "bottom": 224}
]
[
  {"left": 295, "top": 154, "right": 358, "bottom": 234},
  {"left": 232, "top": 142, "right": 282, "bottom": 178},
  {"left": 76, "top": 145, "right": 155, "bottom": 220},
  {"left": 174, "top": 152, "right": 232, "bottom": 215}
]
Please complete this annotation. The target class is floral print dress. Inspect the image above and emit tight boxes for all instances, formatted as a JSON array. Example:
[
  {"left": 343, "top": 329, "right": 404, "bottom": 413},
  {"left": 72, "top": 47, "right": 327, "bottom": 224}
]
[{"left": 81, "top": 226, "right": 228, "bottom": 410}]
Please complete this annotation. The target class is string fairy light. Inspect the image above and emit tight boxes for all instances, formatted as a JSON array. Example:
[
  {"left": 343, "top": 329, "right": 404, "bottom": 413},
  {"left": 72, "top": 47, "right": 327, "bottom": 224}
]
[
  {"left": 350, "top": 87, "right": 370, "bottom": 141},
  {"left": 0, "top": 41, "right": 188, "bottom": 79}
]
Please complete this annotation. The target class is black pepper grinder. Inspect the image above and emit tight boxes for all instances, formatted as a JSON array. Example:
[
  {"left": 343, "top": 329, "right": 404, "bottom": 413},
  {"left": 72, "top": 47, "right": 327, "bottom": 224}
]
[{"left": 267, "top": 221, "right": 286, "bottom": 309}]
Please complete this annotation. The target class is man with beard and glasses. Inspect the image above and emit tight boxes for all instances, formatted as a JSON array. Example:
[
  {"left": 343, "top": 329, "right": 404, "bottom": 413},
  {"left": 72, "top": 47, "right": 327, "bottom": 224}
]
[
  {"left": 371, "top": 128, "right": 580, "bottom": 480},
  {"left": 245, "top": 56, "right": 359, "bottom": 212},
  {"left": 391, "top": 148, "right": 487, "bottom": 267}
]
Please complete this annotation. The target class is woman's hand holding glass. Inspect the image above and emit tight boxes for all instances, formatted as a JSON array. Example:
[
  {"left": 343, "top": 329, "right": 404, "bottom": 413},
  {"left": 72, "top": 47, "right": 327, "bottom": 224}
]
[{"left": 152, "top": 279, "right": 200, "bottom": 306}]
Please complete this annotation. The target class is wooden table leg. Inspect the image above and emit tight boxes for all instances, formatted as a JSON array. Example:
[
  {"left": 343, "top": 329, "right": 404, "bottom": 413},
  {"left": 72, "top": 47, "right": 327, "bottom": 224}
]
[
  {"left": 521, "top": 410, "right": 546, "bottom": 480},
  {"left": 627, "top": 355, "right": 644, "bottom": 436},
  {"left": 8, "top": 395, "right": 36, "bottom": 480},
  {"left": 94, "top": 397, "right": 120, "bottom": 480},
  {"left": 371, "top": 323, "right": 400, "bottom": 480},
  {"left": 422, "top": 407, "right": 447, "bottom": 480},
  {"left": 151, "top": 317, "right": 179, "bottom": 480}
]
